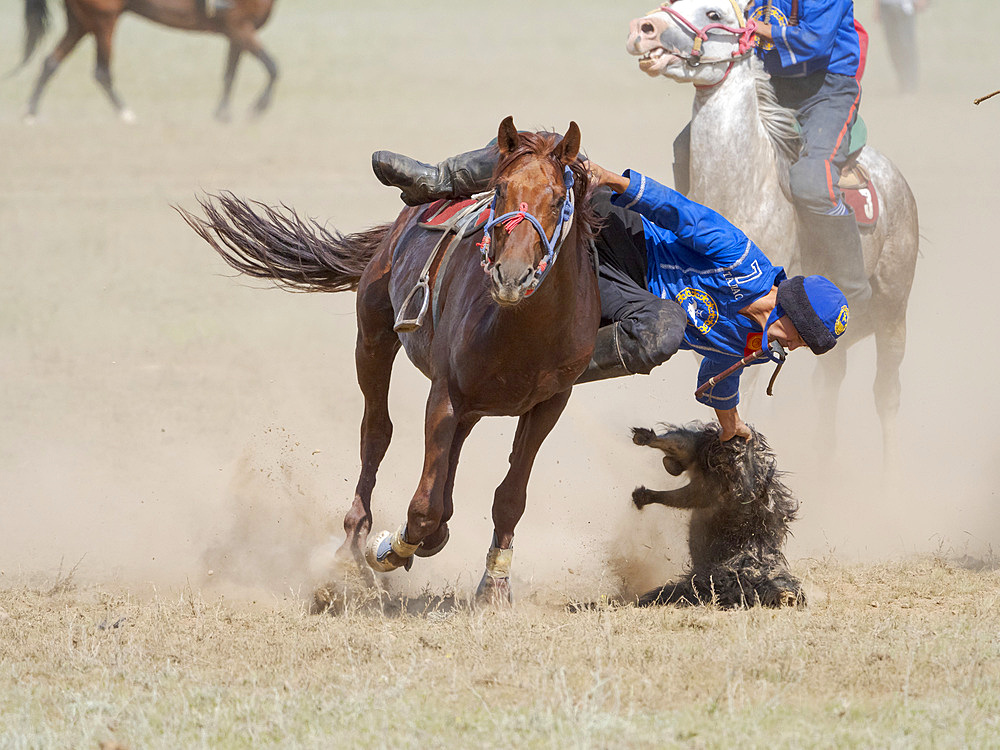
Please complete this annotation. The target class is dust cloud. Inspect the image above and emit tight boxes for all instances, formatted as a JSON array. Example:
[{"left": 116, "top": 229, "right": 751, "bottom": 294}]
[{"left": 1, "top": 1, "right": 996, "bottom": 603}]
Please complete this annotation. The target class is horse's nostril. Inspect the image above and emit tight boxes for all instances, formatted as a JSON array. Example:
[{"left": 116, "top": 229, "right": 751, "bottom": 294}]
[{"left": 641, "top": 21, "right": 655, "bottom": 34}]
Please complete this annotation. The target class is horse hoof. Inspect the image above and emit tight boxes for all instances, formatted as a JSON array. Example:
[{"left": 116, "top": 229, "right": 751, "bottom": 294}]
[
  {"left": 364, "top": 530, "right": 415, "bottom": 573},
  {"left": 414, "top": 525, "right": 449, "bottom": 558},
  {"left": 365, "top": 531, "right": 400, "bottom": 572},
  {"left": 476, "top": 573, "right": 512, "bottom": 606},
  {"left": 22, "top": 113, "right": 37, "bottom": 126}
]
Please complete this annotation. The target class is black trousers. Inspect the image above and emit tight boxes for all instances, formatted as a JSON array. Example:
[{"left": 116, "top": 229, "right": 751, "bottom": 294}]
[{"left": 591, "top": 188, "right": 687, "bottom": 374}]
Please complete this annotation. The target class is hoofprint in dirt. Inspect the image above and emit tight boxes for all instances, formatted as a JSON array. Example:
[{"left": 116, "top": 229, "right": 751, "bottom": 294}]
[{"left": 630, "top": 422, "right": 804, "bottom": 608}]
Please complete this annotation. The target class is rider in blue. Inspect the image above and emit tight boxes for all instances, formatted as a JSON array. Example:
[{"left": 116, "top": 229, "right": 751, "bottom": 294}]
[
  {"left": 671, "top": 1, "right": 872, "bottom": 309},
  {"left": 582, "top": 161, "right": 849, "bottom": 441},
  {"left": 750, "top": 0, "right": 871, "bottom": 307},
  {"left": 370, "top": 143, "right": 851, "bottom": 441}
]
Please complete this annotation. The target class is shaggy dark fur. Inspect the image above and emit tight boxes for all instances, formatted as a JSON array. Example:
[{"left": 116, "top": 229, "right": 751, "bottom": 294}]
[{"left": 630, "top": 422, "right": 805, "bottom": 608}]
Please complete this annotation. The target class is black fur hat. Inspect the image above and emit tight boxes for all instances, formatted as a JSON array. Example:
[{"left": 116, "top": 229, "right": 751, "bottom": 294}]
[{"left": 775, "top": 275, "right": 849, "bottom": 355}]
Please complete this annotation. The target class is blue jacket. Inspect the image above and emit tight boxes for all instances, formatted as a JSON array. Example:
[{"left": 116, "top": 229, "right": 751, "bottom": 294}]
[
  {"left": 611, "top": 171, "right": 786, "bottom": 410},
  {"left": 748, "top": 0, "right": 861, "bottom": 78}
]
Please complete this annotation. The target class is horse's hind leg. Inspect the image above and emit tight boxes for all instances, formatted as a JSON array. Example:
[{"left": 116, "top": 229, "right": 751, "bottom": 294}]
[
  {"left": 813, "top": 343, "right": 847, "bottom": 454},
  {"left": 338, "top": 281, "right": 400, "bottom": 568},
  {"left": 247, "top": 42, "right": 278, "bottom": 116},
  {"left": 874, "top": 311, "right": 906, "bottom": 475},
  {"left": 477, "top": 389, "right": 572, "bottom": 605},
  {"left": 91, "top": 13, "right": 134, "bottom": 122},
  {"left": 223, "top": 23, "right": 279, "bottom": 118},
  {"left": 26, "top": 15, "right": 86, "bottom": 121},
  {"left": 214, "top": 42, "right": 242, "bottom": 123}
]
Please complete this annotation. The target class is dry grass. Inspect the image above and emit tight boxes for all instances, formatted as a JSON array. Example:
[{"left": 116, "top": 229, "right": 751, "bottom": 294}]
[
  {"left": 3, "top": 1, "right": 1000, "bottom": 747},
  {"left": 3, "top": 557, "right": 999, "bottom": 748}
]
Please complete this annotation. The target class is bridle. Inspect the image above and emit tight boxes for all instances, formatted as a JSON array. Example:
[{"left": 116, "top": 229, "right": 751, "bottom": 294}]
[
  {"left": 655, "top": 0, "right": 758, "bottom": 87},
  {"left": 478, "top": 164, "right": 576, "bottom": 298}
]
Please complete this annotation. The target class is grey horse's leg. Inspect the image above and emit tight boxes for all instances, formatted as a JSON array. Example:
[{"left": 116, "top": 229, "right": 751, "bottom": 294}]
[{"left": 874, "top": 311, "right": 906, "bottom": 474}]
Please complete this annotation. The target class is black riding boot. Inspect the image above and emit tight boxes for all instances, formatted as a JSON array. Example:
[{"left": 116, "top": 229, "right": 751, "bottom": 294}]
[
  {"left": 371, "top": 146, "right": 498, "bottom": 206},
  {"left": 799, "top": 211, "right": 872, "bottom": 308},
  {"left": 576, "top": 322, "right": 640, "bottom": 384}
]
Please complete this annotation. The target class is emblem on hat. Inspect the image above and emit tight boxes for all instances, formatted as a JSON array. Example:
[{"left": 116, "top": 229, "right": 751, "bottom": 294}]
[{"left": 835, "top": 305, "right": 850, "bottom": 336}]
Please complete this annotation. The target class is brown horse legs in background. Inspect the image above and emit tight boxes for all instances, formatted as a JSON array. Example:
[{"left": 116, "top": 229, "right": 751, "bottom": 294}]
[{"left": 21, "top": 0, "right": 278, "bottom": 122}]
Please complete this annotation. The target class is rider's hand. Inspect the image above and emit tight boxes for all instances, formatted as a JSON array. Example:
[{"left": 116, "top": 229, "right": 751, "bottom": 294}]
[
  {"left": 714, "top": 406, "right": 752, "bottom": 442},
  {"left": 583, "top": 161, "right": 629, "bottom": 193}
]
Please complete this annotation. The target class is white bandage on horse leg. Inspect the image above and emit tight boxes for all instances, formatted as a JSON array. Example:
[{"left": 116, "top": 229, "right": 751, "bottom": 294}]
[
  {"left": 483, "top": 544, "right": 514, "bottom": 579},
  {"left": 390, "top": 524, "right": 422, "bottom": 558}
]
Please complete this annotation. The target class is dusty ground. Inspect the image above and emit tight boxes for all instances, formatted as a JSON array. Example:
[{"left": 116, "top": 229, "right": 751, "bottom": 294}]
[
  {"left": 1, "top": 0, "right": 998, "bottom": 605},
  {"left": 3, "top": 1, "right": 1000, "bottom": 746}
]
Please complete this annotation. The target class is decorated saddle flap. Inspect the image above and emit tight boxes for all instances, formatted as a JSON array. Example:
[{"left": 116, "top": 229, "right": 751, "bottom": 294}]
[
  {"left": 418, "top": 197, "right": 491, "bottom": 236},
  {"left": 838, "top": 162, "right": 879, "bottom": 228}
]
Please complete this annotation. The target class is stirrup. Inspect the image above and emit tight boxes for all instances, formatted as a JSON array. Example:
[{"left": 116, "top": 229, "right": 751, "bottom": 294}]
[{"left": 393, "top": 278, "right": 430, "bottom": 332}]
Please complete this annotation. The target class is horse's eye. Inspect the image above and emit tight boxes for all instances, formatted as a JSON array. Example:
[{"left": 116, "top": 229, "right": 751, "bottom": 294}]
[{"left": 706, "top": 9, "right": 722, "bottom": 21}]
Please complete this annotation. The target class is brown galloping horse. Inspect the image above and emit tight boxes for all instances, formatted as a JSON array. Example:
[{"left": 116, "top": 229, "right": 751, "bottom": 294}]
[
  {"left": 181, "top": 117, "right": 601, "bottom": 604},
  {"left": 19, "top": 0, "right": 278, "bottom": 121}
]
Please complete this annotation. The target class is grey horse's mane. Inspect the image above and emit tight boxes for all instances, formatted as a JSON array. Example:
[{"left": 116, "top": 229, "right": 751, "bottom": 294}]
[{"left": 749, "top": 57, "right": 801, "bottom": 196}]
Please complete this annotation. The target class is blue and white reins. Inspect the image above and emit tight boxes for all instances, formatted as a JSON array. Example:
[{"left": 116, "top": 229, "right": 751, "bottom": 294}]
[{"left": 478, "top": 165, "right": 576, "bottom": 298}]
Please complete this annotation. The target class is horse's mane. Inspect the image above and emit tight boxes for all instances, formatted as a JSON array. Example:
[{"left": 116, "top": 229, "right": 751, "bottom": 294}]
[
  {"left": 750, "top": 59, "right": 802, "bottom": 188},
  {"left": 491, "top": 130, "right": 600, "bottom": 244}
]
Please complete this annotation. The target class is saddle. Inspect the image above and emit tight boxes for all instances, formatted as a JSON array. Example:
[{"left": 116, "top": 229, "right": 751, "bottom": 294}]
[
  {"left": 418, "top": 197, "right": 491, "bottom": 235},
  {"left": 836, "top": 116, "right": 879, "bottom": 228},
  {"left": 394, "top": 194, "right": 493, "bottom": 333},
  {"left": 838, "top": 160, "right": 880, "bottom": 229}
]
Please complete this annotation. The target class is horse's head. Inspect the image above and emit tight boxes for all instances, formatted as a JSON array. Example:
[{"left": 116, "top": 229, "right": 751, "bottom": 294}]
[
  {"left": 481, "top": 116, "right": 583, "bottom": 307},
  {"left": 626, "top": 1, "right": 752, "bottom": 87}
]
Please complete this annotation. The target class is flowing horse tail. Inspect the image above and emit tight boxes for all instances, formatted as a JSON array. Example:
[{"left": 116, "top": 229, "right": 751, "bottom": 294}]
[
  {"left": 22, "top": 0, "right": 49, "bottom": 66},
  {"left": 178, "top": 192, "right": 390, "bottom": 293}
]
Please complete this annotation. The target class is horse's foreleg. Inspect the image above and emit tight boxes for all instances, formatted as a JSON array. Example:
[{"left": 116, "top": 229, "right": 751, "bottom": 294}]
[
  {"left": 478, "top": 389, "right": 573, "bottom": 605},
  {"left": 215, "top": 42, "right": 241, "bottom": 123},
  {"left": 415, "top": 415, "right": 480, "bottom": 559},
  {"left": 366, "top": 380, "right": 459, "bottom": 573},
  {"left": 26, "top": 20, "right": 85, "bottom": 120}
]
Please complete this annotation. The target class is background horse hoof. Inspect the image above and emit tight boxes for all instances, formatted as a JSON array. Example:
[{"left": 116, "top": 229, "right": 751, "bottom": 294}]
[
  {"left": 119, "top": 109, "right": 137, "bottom": 124},
  {"left": 476, "top": 573, "right": 512, "bottom": 606}
]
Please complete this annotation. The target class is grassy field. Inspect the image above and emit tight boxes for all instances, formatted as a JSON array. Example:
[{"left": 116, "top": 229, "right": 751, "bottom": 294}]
[
  {"left": 2, "top": 0, "right": 1000, "bottom": 747},
  {"left": 3, "top": 557, "right": 999, "bottom": 748}
]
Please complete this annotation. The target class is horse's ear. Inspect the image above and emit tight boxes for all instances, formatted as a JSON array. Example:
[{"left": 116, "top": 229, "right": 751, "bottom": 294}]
[
  {"left": 497, "top": 116, "right": 519, "bottom": 155},
  {"left": 553, "top": 121, "right": 581, "bottom": 165}
]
